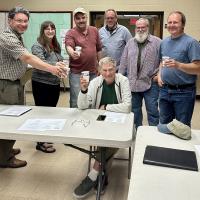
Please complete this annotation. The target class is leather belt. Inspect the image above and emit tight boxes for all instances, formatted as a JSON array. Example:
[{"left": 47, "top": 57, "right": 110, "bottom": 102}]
[
  {"left": 0, "top": 79, "right": 20, "bottom": 82},
  {"left": 163, "top": 83, "right": 195, "bottom": 89}
]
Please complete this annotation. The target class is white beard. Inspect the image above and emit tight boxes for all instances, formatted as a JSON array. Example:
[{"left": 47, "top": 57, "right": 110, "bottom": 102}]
[{"left": 135, "top": 32, "right": 149, "bottom": 43}]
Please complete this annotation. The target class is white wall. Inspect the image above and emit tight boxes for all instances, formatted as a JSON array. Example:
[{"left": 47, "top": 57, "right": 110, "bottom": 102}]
[{"left": 0, "top": 0, "right": 200, "bottom": 39}]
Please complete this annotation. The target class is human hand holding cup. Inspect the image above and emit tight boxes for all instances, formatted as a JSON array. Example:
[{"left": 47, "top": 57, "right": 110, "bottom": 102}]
[
  {"left": 162, "top": 56, "right": 170, "bottom": 67},
  {"left": 80, "top": 71, "right": 90, "bottom": 91},
  {"left": 81, "top": 71, "right": 90, "bottom": 82},
  {"left": 62, "top": 59, "right": 70, "bottom": 76},
  {"left": 75, "top": 46, "right": 82, "bottom": 56}
]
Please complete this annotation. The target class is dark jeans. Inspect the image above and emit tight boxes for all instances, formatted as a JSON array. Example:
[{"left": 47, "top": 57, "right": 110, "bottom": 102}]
[
  {"left": 159, "top": 84, "right": 196, "bottom": 126},
  {"left": 132, "top": 81, "right": 159, "bottom": 129},
  {"left": 0, "top": 79, "right": 24, "bottom": 165}
]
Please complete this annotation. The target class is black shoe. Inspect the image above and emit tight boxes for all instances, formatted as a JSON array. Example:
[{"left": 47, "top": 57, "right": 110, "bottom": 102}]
[{"left": 73, "top": 176, "right": 97, "bottom": 199}]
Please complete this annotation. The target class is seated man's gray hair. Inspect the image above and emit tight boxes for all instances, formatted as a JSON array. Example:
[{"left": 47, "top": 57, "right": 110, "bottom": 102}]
[{"left": 99, "top": 57, "right": 117, "bottom": 68}]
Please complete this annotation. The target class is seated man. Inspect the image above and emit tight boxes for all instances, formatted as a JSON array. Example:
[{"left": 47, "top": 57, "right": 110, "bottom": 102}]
[{"left": 73, "top": 57, "right": 132, "bottom": 198}]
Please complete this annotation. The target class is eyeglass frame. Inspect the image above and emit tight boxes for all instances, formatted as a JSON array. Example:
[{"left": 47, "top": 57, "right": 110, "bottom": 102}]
[
  {"left": 71, "top": 119, "right": 90, "bottom": 128},
  {"left": 13, "top": 18, "right": 29, "bottom": 24}
]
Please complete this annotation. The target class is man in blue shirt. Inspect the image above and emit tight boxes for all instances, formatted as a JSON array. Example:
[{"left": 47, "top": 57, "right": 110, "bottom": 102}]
[
  {"left": 99, "top": 9, "right": 132, "bottom": 69},
  {"left": 158, "top": 11, "right": 200, "bottom": 126}
]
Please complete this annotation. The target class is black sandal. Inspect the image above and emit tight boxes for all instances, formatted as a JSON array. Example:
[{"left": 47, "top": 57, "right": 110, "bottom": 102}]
[{"left": 36, "top": 142, "right": 56, "bottom": 153}]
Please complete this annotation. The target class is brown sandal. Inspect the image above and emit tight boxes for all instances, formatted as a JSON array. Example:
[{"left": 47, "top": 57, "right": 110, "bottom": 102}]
[{"left": 36, "top": 142, "right": 56, "bottom": 153}]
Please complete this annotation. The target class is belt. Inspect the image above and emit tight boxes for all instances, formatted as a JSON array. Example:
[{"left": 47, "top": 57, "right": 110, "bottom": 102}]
[
  {"left": 0, "top": 79, "right": 20, "bottom": 82},
  {"left": 163, "top": 83, "right": 195, "bottom": 89}
]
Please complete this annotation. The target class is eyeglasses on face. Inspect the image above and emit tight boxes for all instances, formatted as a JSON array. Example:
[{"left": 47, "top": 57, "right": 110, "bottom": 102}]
[
  {"left": 136, "top": 26, "right": 147, "bottom": 30},
  {"left": 13, "top": 19, "right": 29, "bottom": 24},
  {"left": 105, "top": 17, "right": 115, "bottom": 20}
]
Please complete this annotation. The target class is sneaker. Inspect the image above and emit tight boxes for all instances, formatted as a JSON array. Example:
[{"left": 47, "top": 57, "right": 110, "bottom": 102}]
[
  {"left": 94, "top": 174, "right": 108, "bottom": 195},
  {"left": 73, "top": 176, "right": 97, "bottom": 199}
]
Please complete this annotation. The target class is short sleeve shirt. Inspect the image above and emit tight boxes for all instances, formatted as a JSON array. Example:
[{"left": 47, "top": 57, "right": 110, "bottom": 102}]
[
  {"left": 65, "top": 26, "right": 102, "bottom": 74},
  {"left": 160, "top": 34, "right": 200, "bottom": 85},
  {"left": 0, "top": 27, "right": 28, "bottom": 80}
]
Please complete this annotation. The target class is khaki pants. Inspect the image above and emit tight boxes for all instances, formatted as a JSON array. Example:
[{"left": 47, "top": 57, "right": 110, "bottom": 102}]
[{"left": 0, "top": 79, "right": 24, "bottom": 165}]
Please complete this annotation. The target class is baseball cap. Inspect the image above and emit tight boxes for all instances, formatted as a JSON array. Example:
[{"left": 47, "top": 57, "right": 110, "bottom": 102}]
[
  {"left": 157, "top": 119, "right": 191, "bottom": 140},
  {"left": 73, "top": 7, "right": 87, "bottom": 16}
]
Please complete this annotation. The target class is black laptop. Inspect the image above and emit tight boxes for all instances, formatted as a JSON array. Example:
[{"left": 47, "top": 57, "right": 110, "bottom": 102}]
[{"left": 143, "top": 145, "right": 198, "bottom": 171}]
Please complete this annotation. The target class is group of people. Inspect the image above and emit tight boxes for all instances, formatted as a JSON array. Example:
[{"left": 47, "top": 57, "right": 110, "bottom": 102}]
[{"left": 0, "top": 5, "right": 200, "bottom": 200}]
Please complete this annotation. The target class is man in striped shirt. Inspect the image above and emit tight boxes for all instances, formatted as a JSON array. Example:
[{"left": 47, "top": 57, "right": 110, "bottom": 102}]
[{"left": 0, "top": 7, "right": 65, "bottom": 168}]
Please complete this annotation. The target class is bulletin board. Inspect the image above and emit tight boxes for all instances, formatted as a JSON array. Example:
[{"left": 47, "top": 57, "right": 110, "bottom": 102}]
[
  {"left": 23, "top": 12, "right": 72, "bottom": 58},
  {"left": 0, "top": 11, "right": 72, "bottom": 58}
]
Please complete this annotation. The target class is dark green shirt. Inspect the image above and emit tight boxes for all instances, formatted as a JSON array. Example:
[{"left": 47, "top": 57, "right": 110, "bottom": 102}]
[
  {"left": 137, "top": 40, "right": 148, "bottom": 73},
  {"left": 100, "top": 80, "right": 118, "bottom": 107}
]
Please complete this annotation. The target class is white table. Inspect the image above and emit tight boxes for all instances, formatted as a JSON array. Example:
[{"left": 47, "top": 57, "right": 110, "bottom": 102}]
[
  {"left": 0, "top": 105, "right": 134, "bottom": 200},
  {"left": 128, "top": 126, "right": 200, "bottom": 200},
  {"left": 0, "top": 105, "right": 134, "bottom": 148}
]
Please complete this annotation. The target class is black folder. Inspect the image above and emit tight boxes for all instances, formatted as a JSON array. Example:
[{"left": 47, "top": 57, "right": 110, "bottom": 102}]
[{"left": 143, "top": 145, "right": 198, "bottom": 171}]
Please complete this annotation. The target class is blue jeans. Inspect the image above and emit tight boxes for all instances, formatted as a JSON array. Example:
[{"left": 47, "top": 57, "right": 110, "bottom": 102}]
[
  {"left": 69, "top": 72, "right": 96, "bottom": 108},
  {"left": 159, "top": 85, "right": 196, "bottom": 126},
  {"left": 132, "top": 81, "right": 159, "bottom": 129}
]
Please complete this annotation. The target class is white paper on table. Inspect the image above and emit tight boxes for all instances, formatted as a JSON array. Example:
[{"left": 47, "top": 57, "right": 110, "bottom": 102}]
[
  {"left": 18, "top": 119, "right": 66, "bottom": 131},
  {"left": 0, "top": 106, "right": 32, "bottom": 116},
  {"left": 195, "top": 145, "right": 200, "bottom": 157},
  {"left": 103, "top": 111, "right": 126, "bottom": 123}
]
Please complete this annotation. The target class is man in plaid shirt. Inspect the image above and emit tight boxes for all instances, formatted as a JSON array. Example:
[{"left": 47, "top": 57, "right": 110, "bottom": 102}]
[{"left": 0, "top": 6, "right": 65, "bottom": 168}]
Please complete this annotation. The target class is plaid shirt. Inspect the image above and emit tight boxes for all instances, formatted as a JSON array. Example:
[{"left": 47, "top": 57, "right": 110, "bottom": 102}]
[
  {"left": 119, "top": 34, "right": 161, "bottom": 92},
  {"left": 0, "top": 27, "right": 28, "bottom": 80}
]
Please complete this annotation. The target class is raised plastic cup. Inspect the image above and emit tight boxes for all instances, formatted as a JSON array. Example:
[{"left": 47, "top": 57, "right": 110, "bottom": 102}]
[
  {"left": 162, "top": 56, "right": 170, "bottom": 66},
  {"left": 81, "top": 71, "right": 90, "bottom": 82},
  {"left": 75, "top": 46, "right": 82, "bottom": 56}
]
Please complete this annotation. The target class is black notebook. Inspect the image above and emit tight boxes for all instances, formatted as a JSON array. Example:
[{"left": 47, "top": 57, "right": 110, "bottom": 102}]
[{"left": 143, "top": 145, "right": 198, "bottom": 171}]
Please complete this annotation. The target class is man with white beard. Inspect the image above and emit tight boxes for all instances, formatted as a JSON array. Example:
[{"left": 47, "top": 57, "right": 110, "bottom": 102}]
[{"left": 119, "top": 18, "right": 161, "bottom": 129}]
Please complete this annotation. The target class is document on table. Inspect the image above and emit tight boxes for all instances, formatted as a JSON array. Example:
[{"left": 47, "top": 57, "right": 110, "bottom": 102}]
[
  {"left": 0, "top": 106, "right": 32, "bottom": 116},
  {"left": 104, "top": 111, "right": 126, "bottom": 123},
  {"left": 18, "top": 119, "right": 66, "bottom": 131}
]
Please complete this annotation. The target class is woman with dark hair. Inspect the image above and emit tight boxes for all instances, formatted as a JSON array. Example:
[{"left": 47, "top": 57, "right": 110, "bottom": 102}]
[{"left": 31, "top": 21, "right": 63, "bottom": 153}]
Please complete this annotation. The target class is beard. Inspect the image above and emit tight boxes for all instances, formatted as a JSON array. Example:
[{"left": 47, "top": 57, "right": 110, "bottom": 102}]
[{"left": 135, "top": 31, "right": 149, "bottom": 43}]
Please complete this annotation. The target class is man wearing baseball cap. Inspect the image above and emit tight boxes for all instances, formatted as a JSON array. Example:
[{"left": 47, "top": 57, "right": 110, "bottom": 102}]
[{"left": 65, "top": 7, "right": 102, "bottom": 108}]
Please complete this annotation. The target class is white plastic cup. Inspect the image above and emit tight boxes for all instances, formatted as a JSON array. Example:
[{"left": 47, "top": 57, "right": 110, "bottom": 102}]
[
  {"left": 162, "top": 56, "right": 170, "bottom": 66},
  {"left": 75, "top": 46, "right": 82, "bottom": 56},
  {"left": 81, "top": 71, "right": 90, "bottom": 82},
  {"left": 64, "top": 67, "right": 70, "bottom": 76},
  {"left": 61, "top": 59, "right": 70, "bottom": 77},
  {"left": 63, "top": 59, "right": 69, "bottom": 68}
]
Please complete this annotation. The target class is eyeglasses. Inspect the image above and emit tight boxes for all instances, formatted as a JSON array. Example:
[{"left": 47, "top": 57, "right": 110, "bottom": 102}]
[
  {"left": 105, "top": 17, "right": 115, "bottom": 20},
  {"left": 13, "top": 19, "right": 29, "bottom": 24},
  {"left": 71, "top": 119, "right": 90, "bottom": 128},
  {"left": 136, "top": 26, "right": 147, "bottom": 30}
]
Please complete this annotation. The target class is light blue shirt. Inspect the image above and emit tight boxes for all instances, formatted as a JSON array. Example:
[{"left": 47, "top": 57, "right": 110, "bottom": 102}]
[
  {"left": 160, "top": 34, "right": 200, "bottom": 85},
  {"left": 99, "top": 24, "right": 132, "bottom": 67}
]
